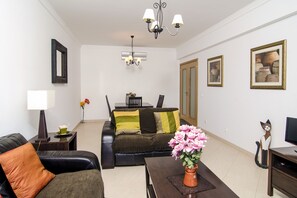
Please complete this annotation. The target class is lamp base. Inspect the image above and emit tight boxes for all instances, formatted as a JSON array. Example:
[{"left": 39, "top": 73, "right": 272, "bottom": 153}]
[
  {"left": 35, "top": 137, "right": 50, "bottom": 143},
  {"left": 35, "top": 110, "right": 50, "bottom": 143}
]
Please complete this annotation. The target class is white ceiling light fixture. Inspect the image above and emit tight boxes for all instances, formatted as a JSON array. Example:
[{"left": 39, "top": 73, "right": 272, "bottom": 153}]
[
  {"left": 122, "top": 35, "right": 146, "bottom": 67},
  {"left": 143, "top": 0, "right": 184, "bottom": 39}
]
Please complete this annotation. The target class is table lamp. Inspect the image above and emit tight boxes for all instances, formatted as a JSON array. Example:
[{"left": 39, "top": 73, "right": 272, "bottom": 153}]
[{"left": 27, "top": 90, "right": 55, "bottom": 142}]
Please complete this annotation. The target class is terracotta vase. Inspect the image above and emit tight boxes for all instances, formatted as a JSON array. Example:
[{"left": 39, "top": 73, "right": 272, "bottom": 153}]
[{"left": 183, "top": 164, "right": 198, "bottom": 187}]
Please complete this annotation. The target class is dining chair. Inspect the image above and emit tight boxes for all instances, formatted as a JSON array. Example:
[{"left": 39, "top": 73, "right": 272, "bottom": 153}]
[
  {"left": 128, "top": 97, "right": 142, "bottom": 107},
  {"left": 156, "top": 94, "right": 165, "bottom": 108},
  {"left": 105, "top": 95, "right": 112, "bottom": 118}
]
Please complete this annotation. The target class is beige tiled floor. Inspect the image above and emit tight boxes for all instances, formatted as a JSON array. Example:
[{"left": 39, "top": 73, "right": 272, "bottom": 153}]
[{"left": 75, "top": 120, "right": 288, "bottom": 198}]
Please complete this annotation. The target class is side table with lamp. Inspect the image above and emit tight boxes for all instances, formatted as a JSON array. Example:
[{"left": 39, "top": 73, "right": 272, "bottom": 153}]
[
  {"left": 29, "top": 131, "right": 77, "bottom": 151},
  {"left": 27, "top": 90, "right": 77, "bottom": 151}
]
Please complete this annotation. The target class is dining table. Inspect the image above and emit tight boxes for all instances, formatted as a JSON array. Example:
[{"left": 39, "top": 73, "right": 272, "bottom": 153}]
[{"left": 114, "top": 102, "right": 153, "bottom": 109}]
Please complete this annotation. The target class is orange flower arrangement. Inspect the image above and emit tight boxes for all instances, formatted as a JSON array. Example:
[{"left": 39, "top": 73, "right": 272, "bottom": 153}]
[
  {"left": 80, "top": 98, "right": 90, "bottom": 123},
  {"left": 80, "top": 98, "right": 90, "bottom": 109}
]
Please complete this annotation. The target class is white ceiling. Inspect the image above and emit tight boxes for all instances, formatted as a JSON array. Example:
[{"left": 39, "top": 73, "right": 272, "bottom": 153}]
[{"left": 47, "top": 0, "right": 255, "bottom": 48}]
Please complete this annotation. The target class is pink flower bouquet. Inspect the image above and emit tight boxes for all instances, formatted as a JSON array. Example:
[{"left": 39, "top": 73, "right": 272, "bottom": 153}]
[{"left": 168, "top": 125, "right": 207, "bottom": 169}]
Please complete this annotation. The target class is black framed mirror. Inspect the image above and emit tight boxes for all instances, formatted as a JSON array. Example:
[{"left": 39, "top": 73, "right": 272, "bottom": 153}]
[{"left": 51, "top": 39, "right": 67, "bottom": 83}]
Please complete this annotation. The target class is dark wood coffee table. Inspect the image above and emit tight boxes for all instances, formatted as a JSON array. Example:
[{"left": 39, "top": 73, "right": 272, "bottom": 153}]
[{"left": 145, "top": 156, "right": 238, "bottom": 198}]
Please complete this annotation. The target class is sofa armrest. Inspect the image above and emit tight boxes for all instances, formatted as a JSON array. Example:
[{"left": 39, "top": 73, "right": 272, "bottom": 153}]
[
  {"left": 101, "top": 121, "right": 116, "bottom": 169},
  {"left": 37, "top": 150, "right": 100, "bottom": 174}
]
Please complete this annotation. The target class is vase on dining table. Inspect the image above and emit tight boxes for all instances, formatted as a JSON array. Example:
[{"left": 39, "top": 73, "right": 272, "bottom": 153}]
[{"left": 183, "top": 164, "right": 198, "bottom": 188}]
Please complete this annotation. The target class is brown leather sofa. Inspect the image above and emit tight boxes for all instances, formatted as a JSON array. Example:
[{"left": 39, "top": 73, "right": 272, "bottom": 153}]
[
  {"left": 101, "top": 108, "right": 188, "bottom": 169},
  {"left": 0, "top": 133, "right": 104, "bottom": 198}
]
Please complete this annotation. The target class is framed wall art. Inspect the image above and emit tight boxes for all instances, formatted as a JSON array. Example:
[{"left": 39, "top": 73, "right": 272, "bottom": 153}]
[
  {"left": 250, "top": 40, "right": 286, "bottom": 89},
  {"left": 52, "top": 39, "right": 68, "bottom": 84},
  {"left": 207, "top": 55, "right": 223, "bottom": 87}
]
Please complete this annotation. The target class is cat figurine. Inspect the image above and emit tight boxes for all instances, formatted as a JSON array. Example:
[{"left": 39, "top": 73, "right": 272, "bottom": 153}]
[{"left": 255, "top": 119, "right": 272, "bottom": 169}]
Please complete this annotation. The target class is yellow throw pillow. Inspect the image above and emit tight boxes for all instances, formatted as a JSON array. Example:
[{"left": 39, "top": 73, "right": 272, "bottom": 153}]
[
  {"left": 114, "top": 110, "right": 141, "bottom": 135},
  {"left": 0, "top": 142, "right": 55, "bottom": 198},
  {"left": 154, "top": 110, "right": 180, "bottom": 133}
]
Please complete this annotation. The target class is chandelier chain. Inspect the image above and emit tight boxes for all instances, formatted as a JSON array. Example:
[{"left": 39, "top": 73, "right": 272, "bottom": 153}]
[{"left": 125, "top": 35, "right": 140, "bottom": 66}]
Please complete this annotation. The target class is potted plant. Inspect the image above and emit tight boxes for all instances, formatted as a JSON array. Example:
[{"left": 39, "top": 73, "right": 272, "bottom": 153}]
[{"left": 168, "top": 125, "right": 207, "bottom": 187}]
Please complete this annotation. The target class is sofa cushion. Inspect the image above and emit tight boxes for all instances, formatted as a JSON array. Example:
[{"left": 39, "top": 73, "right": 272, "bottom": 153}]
[
  {"left": 113, "top": 133, "right": 174, "bottom": 153},
  {"left": 0, "top": 133, "right": 27, "bottom": 198},
  {"left": 114, "top": 110, "right": 140, "bottom": 135},
  {"left": 111, "top": 108, "right": 179, "bottom": 133},
  {"left": 0, "top": 142, "right": 55, "bottom": 198},
  {"left": 140, "top": 108, "right": 179, "bottom": 133},
  {"left": 36, "top": 169, "right": 104, "bottom": 198},
  {"left": 154, "top": 110, "right": 180, "bottom": 133}
]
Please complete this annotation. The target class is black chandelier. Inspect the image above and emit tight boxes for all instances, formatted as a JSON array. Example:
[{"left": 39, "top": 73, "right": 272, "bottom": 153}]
[
  {"left": 124, "top": 35, "right": 141, "bottom": 66},
  {"left": 143, "top": 0, "right": 183, "bottom": 39}
]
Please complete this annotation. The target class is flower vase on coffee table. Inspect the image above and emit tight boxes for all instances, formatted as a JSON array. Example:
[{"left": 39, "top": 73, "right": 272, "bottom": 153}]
[
  {"left": 183, "top": 164, "right": 198, "bottom": 187},
  {"left": 168, "top": 125, "right": 207, "bottom": 188}
]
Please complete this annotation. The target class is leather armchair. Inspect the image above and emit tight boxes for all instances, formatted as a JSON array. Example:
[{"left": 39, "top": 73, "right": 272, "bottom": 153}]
[{"left": 0, "top": 133, "right": 104, "bottom": 198}]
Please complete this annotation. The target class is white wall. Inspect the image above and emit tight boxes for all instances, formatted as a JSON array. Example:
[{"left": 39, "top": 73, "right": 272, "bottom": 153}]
[
  {"left": 177, "top": 0, "right": 297, "bottom": 153},
  {"left": 81, "top": 45, "right": 178, "bottom": 119},
  {"left": 0, "top": 0, "right": 81, "bottom": 139}
]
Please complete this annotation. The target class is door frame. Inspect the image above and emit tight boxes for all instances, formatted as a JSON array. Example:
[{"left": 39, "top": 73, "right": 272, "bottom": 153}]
[{"left": 180, "top": 59, "right": 198, "bottom": 126}]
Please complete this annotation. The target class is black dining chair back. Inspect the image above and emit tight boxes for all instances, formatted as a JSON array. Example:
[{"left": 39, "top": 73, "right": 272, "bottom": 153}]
[
  {"left": 105, "top": 95, "right": 112, "bottom": 118},
  {"left": 128, "top": 97, "right": 142, "bottom": 107},
  {"left": 156, "top": 95, "right": 165, "bottom": 108}
]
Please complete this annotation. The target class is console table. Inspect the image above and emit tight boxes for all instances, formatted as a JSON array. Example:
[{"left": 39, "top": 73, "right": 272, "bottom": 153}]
[
  {"left": 29, "top": 132, "right": 77, "bottom": 151},
  {"left": 268, "top": 146, "right": 297, "bottom": 197}
]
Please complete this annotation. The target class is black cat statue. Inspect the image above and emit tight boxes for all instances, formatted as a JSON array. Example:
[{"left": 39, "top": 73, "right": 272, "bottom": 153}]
[{"left": 255, "top": 119, "right": 272, "bottom": 169}]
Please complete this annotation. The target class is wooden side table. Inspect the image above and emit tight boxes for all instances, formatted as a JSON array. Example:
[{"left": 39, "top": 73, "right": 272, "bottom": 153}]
[{"left": 29, "top": 132, "right": 77, "bottom": 151}]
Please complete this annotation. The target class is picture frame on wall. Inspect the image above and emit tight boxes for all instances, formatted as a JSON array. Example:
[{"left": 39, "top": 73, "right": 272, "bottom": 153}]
[
  {"left": 207, "top": 55, "right": 223, "bottom": 87},
  {"left": 250, "top": 40, "right": 286, "bottom": 89},
  {"left": 52, "top": 39, "right": 68, "bottom": 84}
]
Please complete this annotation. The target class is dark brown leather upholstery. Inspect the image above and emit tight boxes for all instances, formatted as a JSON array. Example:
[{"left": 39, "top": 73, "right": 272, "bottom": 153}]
[
  {"left": 37, "top": 150, "right": 100, "bottom": 174},
  {"left": 101, "top": 108, "right": 185, "bottom": 169}
]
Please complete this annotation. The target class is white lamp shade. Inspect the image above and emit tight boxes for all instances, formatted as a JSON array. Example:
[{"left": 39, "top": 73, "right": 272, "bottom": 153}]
[
  {"left": 136, "top": 58, "right": 141, "bottom": 64},
  {"left": 143, "top": 9, "right": 155, "bottom": 22},
  {"left": 172, "top": 14, "right": 184, "bottom": 26},
  {"left": 125, "top": 57, "right": 129, "bottom": 63},
  {"left": 27, "top": 90, "right": 55, "bottom": 110}
]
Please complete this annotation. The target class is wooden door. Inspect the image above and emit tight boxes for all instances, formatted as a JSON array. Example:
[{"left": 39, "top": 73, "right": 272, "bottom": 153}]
[{"left": 180, "top": 59, "right": 198, "bottom": 126}]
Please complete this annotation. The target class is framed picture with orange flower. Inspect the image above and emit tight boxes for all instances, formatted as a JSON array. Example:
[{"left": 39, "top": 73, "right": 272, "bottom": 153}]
[
  {"left": 207, "top": 55, "right": 223, "bottom": 87},
  {"left": 250, "top": 40, "right": 286, "bottom": 89}
]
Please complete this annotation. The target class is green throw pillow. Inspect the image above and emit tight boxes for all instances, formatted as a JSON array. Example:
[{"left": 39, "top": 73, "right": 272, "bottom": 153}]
[
  {"left": 154, "top": 110, "right": 180, "bottom": 134},
  {"left": 114, "top": 110, "right": 140, "bottom": 136}
]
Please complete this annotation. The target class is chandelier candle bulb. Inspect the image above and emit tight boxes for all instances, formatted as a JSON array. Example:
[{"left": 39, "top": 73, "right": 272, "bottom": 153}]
[{"left": 150, "top": 21, "right": 159, "bottom": 31}]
